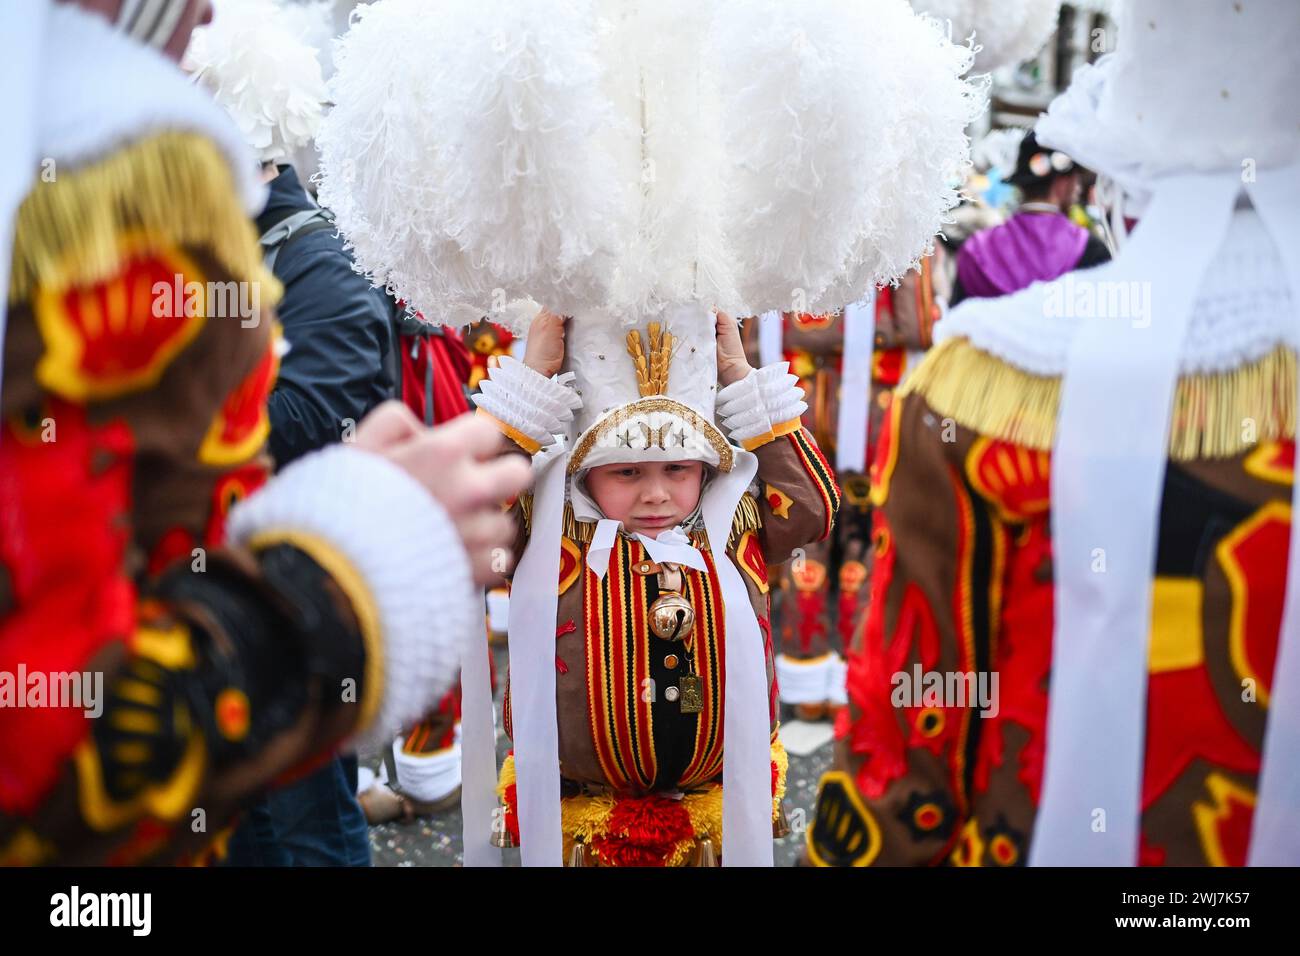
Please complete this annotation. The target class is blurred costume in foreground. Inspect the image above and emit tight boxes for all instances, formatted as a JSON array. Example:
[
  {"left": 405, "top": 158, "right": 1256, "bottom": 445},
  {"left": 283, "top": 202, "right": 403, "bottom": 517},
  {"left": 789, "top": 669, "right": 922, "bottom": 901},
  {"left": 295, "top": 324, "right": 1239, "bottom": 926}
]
[
  {"left": 0, "top": 1, "right": 472, "bottom": 864},
  {"left": 807, "top": 0, "right": 1300, "bottom": 867},
  {"left": 317, "top": 0, "right": 983, "bottom": 865}
]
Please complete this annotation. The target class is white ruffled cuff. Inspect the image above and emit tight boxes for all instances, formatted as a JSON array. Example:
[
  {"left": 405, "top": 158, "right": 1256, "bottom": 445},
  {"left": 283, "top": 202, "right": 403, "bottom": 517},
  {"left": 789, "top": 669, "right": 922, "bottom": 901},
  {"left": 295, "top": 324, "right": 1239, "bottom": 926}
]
[
  {"left": 716, "top": 362, "right": 808, "bottom": 448},
  {"left": 227, "top": 444, "right": 475, "bottom": 752},
  {"left": 471, "top": 355, "right": 582, "bottom": 453}
]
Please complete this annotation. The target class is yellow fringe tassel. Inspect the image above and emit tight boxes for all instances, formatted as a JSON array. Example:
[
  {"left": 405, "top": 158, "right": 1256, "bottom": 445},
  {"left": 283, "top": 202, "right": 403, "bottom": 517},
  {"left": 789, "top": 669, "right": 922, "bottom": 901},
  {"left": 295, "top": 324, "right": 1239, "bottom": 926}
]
[
  {"left": 10, "top": 131, "right": 276, "bottom": 307},
  {"left": 900, "top": 337, "right": 1296, "bottom": 462}
]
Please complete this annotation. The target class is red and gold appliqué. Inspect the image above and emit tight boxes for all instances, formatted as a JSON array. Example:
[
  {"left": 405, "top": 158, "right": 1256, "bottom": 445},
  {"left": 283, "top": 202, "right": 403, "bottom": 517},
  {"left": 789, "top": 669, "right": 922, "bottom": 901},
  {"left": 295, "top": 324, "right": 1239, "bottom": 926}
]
[
  {"left": 32, "top": 232, "right": 207, "bottom": 402},
  {"left": 197, "top": 336, "right": 280, "bottom": 468}
]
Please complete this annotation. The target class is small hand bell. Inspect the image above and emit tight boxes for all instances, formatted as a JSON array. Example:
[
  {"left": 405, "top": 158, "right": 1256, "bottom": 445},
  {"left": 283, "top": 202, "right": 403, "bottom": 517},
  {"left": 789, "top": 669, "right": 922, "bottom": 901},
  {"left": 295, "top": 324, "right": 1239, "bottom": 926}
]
[{"left": 649, "top": 591, "right": 694, "bottom": 641}]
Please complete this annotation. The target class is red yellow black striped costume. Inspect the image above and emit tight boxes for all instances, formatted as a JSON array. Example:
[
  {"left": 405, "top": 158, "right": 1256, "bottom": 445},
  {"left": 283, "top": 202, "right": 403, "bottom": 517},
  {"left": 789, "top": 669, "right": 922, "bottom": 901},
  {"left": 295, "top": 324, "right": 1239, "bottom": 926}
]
[{"left": 495, "top": 427, "right": 839, "bottom": 865}]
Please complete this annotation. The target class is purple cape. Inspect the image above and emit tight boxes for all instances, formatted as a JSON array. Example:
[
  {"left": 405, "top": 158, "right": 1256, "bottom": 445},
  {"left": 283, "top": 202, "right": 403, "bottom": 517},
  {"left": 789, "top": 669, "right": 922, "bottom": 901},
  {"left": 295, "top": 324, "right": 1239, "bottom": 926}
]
[{"left": 957, "top": 211, "right": 1090, "bottom": 299}]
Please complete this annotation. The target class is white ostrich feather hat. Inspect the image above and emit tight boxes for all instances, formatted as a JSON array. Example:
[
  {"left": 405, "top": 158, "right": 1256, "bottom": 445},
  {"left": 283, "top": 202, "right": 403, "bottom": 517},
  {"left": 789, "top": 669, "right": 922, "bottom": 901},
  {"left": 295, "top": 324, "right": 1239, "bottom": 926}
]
[
  {"left": 1035, "top": 0, "right": 1300, "bottom": 200},
  {"left": 185, "top": 0, "right": 327, "bottom": 164},
  {"left": 316, "top": 0, "right": 984, "bottom": 327},
  {"left": 911, "top": 0, "right": 1060, "bottom": 73}
]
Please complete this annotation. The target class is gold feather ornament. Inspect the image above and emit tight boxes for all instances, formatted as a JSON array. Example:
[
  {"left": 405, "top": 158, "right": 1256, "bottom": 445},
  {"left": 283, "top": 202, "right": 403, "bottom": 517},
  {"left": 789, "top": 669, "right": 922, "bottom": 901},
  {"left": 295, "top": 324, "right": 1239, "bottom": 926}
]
[{"left": 626, "top": 322, "right": 674, "bottom": 397}]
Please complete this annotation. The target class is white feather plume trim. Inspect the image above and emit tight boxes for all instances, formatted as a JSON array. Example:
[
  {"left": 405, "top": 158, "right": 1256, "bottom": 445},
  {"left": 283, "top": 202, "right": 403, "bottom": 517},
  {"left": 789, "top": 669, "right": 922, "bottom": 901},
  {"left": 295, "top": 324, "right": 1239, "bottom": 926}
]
[
  {"left": 716, "top": 0, "right": 977, "bottom": 315},
  {"left": 815, "top": 3, "right": 984, "bottom": 310},
  {"left": 318, "top": 0, "right": 629, "bottom": 324},
  {"left": 912, "top": 0, "right": 1060, "bottom": 74},
  {"left": 276, "top": 1, "right": 339, "bottom": 76},
  {"left": 185, "top": 0, "right": 327, "bottom": 164},
  {"left": 489, "top": 298, "right": 544, "bottom": 337},
  {"left": 319, "top": 0, "right": 983, "bottom": 326},
  {"left": 598, "top": 1, "right": 742, "bottom": 321}
]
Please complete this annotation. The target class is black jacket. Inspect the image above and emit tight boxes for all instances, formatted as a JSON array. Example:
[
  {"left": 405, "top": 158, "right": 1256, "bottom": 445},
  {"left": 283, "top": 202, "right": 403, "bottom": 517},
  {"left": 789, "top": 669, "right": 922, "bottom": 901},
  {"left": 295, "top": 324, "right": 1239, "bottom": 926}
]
[{"left": 256, "top": 165, "right": 395, "bottom": 467}]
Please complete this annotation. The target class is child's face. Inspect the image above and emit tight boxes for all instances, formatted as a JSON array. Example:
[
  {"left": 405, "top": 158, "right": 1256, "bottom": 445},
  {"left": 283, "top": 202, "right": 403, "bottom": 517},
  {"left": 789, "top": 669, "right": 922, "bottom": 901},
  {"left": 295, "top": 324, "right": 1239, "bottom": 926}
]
[{"left": 584, "top": 461, "right": 705, "bottom": 536}]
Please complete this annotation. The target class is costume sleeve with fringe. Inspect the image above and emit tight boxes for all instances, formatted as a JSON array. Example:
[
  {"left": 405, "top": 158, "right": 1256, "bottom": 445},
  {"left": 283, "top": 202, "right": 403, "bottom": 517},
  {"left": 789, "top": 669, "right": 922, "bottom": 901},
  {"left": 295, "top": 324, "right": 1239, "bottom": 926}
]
[{"left": 0, "top": 124, "right": 471, "bottom": 865}]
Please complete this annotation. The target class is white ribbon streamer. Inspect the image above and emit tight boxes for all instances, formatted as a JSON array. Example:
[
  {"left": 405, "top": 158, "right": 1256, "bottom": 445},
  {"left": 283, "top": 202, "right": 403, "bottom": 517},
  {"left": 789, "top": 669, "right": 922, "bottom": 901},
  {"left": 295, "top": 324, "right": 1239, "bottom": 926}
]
[
  {"left": 758, "top": 311, "right": 784, "bottom": 369},
  {"left": 637, "top": 527, "right": 708, "bottom": 572},
  {"left": 584, "top": 518, "right": 622, "bottom": 580},
  {"left": 507, "top": 439, "right": 569, "bottom": 866},
  {"left": 459, "top": 588, "right": 501, "bottom": 866},
  {"left": 587, "top": 521, "right": 710, "bottom": 582},
  {"left": 836, "top": 293, "right": 875, "bottom": 474},
  {"left": 1032, "top": 173, "right": 1241, "bottom": 866},
  {"left": 699, "top": 448, "right": 774, "bottom": 866},
  {"left": 1244, "top": 164, "right": 1300, "bottom": 866}
]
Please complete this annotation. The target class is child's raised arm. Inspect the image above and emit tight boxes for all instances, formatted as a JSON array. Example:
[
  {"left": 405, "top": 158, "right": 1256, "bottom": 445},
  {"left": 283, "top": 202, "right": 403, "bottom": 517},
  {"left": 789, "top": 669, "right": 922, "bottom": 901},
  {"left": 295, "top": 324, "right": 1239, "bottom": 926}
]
[{"left": 714, "top": 314, "right": 840, "bottom": 565}]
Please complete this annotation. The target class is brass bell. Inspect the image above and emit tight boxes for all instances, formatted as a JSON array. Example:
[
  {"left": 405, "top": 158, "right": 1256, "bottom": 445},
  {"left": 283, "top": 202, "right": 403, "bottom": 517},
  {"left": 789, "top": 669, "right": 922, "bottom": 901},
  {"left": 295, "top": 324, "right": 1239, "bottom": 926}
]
[
  {"left": 649, "top": 591, "right": 694, "bottom": 641},
  {"left": 695, "top": 838, "right": 719, "bottom": 867},
  {"left": 568, "top": 840, "right": 589, "bottom": 867}
]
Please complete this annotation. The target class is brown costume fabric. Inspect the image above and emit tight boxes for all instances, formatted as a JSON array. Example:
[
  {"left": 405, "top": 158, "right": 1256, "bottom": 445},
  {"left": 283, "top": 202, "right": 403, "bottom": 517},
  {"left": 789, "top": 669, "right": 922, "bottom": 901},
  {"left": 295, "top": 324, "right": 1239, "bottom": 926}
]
[
  {"left": 0, "top": 133, "right": 374, "bottom": 865},
  {"left": 807, "top": 387, "right": 1287, "bottom": 867}
]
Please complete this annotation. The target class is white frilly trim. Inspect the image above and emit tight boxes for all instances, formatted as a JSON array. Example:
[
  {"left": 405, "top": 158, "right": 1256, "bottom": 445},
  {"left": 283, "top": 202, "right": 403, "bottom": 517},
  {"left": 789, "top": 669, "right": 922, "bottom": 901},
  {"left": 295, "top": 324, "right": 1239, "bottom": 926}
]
[
  {"left": 776, "top": 653, "right": 838, "bottom": 705},
  {"left": 914, "top": 0, "right": 1059, "bottom": 74},
  {"left": 937, "top": 207, "right": 1297, "bottom": 377},
  {"left": 716, "top": 363, "right": 808, "bottom": 443},
  {"left": 227, "top": 444, "right": 475, "bottom": 752},
  {"left": 471, "top": 356, "right": 582, "bottom": 451}
]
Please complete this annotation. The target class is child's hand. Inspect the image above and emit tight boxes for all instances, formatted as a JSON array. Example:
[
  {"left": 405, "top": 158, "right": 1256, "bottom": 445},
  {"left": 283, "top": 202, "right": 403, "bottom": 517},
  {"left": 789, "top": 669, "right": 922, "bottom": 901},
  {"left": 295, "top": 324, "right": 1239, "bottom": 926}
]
[
  {"left": 522, "top": 308, "right": 567, "bottom": 377},
  {"left": 715, "top": 310, "right": 753, "bottom": 386}
]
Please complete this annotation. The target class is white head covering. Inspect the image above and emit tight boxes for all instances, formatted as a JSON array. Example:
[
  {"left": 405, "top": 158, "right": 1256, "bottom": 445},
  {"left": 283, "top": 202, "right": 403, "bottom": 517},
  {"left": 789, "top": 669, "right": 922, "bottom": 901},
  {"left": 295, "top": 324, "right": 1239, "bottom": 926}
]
[
  {"left": 0, "top": 1, "right": 48, "bottom": 404},
  {"left": 1023, "top": 0, "right": 1300, "bottom": 866},
  {"left": 564, "top": 307, "right": 731, "bottom": 476},
  {"left": 0, "top": 1, "right": 264, "bottom": 411}
]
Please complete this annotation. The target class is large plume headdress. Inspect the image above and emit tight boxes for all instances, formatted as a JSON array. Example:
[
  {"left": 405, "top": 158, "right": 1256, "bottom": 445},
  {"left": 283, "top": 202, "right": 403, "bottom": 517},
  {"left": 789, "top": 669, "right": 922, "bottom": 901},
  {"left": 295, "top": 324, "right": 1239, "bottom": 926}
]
[
  {"left": 317, "top": 0, "right": 984, "bottom": 329},
  {"left": 911, "top": 0, "right": 1062, "bottom": 74}
]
